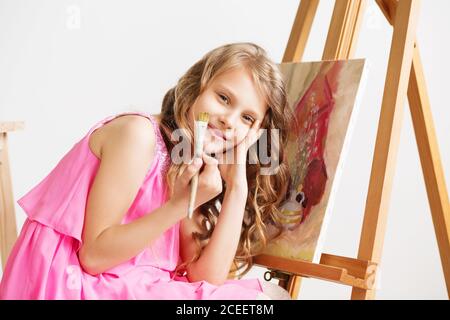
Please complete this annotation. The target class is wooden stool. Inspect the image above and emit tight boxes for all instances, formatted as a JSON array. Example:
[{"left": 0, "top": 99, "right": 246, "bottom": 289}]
[{"left": 0, "top": 121, "right": 24, "bottom": 270}]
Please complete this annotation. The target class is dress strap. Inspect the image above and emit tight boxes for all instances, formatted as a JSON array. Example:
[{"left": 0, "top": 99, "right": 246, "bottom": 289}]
[{"left": 146, "top": 114, "right": 170, "bottom": 173}]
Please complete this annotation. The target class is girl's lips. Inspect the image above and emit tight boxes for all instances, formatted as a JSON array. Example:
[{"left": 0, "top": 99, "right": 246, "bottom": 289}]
[{"left": 208, "top": 124, "right": 226, "bottom": 140}]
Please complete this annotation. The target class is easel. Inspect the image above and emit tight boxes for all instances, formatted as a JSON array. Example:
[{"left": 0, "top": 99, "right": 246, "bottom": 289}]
[
  {"left": 0, "top": 122, "right": 23, "bottom": 270},
  {"left": 254, "top": 0, "right": 450, "bottom": 300}
]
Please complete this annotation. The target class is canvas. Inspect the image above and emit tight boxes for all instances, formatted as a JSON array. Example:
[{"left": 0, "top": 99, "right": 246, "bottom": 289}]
[{"left": 263, "top": 59, "right": 368, "bottom": 263}]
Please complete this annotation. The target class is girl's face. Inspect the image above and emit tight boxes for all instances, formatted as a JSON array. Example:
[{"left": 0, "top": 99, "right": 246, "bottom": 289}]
[{"left": 189, "top": 67, "right": 268, "bottom": 155}]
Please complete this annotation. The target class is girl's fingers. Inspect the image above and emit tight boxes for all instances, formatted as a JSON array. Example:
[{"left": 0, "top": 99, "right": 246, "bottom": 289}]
[
  {"left": 179, "top": 157, "right": 203, "bottom": 186},
  {"left": 251, "top": 120, "right": 261, "bottom": 135},
  {"left": 201, "top": 152, "right": 219, "bottom": 176},
  {"left": 202, "top": 152, "right": 219, "bottom": 166},
  {"left": 252, "top": 119, "right": 261, "bottom": 131},
  {"left": 256, "top": 128, "right": 264, "bottom": 140},
  {"left": 245, "top": 120, "right": 263, "bottom": 146}
]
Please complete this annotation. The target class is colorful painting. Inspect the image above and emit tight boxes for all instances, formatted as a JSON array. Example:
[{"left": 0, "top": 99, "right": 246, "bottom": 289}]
[{"left": 263, "top": 59, "right": 367, "bottom": 263}]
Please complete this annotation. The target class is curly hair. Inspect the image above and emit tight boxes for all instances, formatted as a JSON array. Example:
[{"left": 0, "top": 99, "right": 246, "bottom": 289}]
[{"left": 158, "top": 42, "right": 293, "bottom": 278}]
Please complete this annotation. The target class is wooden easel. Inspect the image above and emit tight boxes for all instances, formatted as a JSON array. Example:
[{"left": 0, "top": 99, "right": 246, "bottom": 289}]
[
  {"left": 0, "top": 122, "right": 23, "bottom": 270},
  {"left": 254, "top": 0, "right": 450, "bottom": 300}
]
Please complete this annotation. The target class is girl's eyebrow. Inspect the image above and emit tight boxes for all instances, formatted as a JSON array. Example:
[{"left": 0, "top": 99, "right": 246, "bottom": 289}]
[{"left": 218, "top": 85, "right": 264, "bottom": 120}]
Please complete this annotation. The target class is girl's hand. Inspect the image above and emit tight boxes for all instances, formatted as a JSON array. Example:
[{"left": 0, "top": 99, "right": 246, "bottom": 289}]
[
  {"left": 171, "top": 152, "right": 222, "bottom": 215},
  {"left": 218, "top": 120, "right": 263, "bottom": 188}
]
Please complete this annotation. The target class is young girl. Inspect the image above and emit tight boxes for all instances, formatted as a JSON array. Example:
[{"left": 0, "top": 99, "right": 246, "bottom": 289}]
[{"left": 0, "top": 42, "right": 293, "bottom": 300}]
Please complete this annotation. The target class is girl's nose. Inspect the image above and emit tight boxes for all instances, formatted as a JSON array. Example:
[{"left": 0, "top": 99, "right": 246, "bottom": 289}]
[
  {"left": 218, "top": 112, "right": 237, "bottom": 130},
  {"left": 218, "top": 116, "right": 232, "bottom": 130}
]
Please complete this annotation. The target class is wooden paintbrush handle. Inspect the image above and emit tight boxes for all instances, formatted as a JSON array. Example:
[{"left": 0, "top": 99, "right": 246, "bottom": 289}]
[{"left": 187, "top": 173, "right": 199, "bottom": 219}]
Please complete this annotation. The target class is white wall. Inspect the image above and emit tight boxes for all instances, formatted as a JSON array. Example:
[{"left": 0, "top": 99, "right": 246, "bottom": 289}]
[{"left": 1, "top": 0, "right": 448, "bottom": 299}]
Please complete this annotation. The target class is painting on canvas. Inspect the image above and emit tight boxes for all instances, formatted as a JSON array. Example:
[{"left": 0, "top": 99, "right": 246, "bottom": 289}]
[{"left": 263, "top": 59, "right": 367, "bottom": 263}]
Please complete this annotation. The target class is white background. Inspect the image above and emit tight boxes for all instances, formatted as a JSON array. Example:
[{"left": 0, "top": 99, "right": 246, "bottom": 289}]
[{"left": 1, "top": 0, "right": 449, "bottom": 299}]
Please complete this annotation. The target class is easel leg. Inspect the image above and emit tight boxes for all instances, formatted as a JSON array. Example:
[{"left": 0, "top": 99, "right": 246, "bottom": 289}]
[
  {"left": 0, "top": 132, "right": 18, "bottom": 270},
  {"left": 351, "top": 0, "right": 422, "bottom": 300},
  {"left": 408, "top": 46, "right": 450, "bottom": 297},
  {"left": 283, "top": 0, "right": 319, "bottom": 63},
  {"left": 377, "top": 0, "right": 450, "bottom": 298},
  {"left": 322, "top": 0, "right": 367, "bottom": 60},
  {"left": 285, "top": 274, "right": 302, "bottom": 298}
]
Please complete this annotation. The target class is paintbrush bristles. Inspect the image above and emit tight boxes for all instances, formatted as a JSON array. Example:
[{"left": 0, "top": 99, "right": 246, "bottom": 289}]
[{"left": 197, "top": 112, "right": 209, "bottom": 122}]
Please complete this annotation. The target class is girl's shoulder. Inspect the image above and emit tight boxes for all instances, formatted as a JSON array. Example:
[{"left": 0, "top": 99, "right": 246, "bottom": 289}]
[{"left": 89, "top": 113, "right": 162, "bottom": 161}]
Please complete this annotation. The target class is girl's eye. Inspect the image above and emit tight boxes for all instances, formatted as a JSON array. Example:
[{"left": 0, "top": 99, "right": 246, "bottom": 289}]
[
  {"left": 243, "top": 115, "right": 255, "bottom": 123},
  {"left": 218, "top": 93, "right": 230, "bottom": 105}
]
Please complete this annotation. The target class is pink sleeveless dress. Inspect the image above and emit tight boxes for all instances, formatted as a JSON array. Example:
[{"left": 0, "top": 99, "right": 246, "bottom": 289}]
[{"left": 0, "top": 111, "right": 264, "bottom": 300}]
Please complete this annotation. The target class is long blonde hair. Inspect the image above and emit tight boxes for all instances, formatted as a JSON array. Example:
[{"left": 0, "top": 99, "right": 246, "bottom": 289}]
[{"left": 159, "top": 42, "right": 293, "bottom": 278}]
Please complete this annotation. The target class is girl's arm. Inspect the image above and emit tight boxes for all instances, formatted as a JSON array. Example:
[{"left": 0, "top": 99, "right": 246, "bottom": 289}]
[
  {"left": 79, "top": 116, "right": 187, "bottom": 275},
  {"left": 180, "top": 183, "right": 248, "bottom": 286},
  {"left": 80, "top": 198, "right": 187, "bottom": 276}
]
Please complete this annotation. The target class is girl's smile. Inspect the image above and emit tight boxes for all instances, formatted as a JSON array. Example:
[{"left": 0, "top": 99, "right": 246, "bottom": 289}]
[
  {"left": 203, "top": 124, "right": 235, "bottom": 155},
  {"left": 208, "top": 123, "right": 225, "bottom": 140}
]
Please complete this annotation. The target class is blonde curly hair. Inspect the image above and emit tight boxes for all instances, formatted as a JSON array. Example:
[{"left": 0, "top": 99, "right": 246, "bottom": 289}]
[{"left": 158, "top": 42, "right": 293, "bottom": 278}]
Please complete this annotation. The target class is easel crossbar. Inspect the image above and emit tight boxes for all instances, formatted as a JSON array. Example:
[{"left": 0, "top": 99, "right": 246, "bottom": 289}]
[
  {"left": 254, "top": 254, "right": 377, "bottom": 290},
  {"left": 0, "top": 122, "right": 24, "bottom": 134}
]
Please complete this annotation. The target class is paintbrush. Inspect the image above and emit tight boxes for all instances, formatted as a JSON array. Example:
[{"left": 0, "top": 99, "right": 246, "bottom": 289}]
[{"left": 187, "top": 112, "right": 210, "bottom": 219}]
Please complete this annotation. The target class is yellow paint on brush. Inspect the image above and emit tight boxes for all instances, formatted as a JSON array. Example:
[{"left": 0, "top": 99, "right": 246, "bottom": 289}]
[{"left": 198, "top": 112, "right": 209, "bottom": 122}]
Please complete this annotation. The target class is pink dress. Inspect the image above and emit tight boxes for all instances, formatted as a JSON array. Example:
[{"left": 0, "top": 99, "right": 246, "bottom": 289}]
[{"left": 0, "top": 111, "right": 264, "bottom": 300}]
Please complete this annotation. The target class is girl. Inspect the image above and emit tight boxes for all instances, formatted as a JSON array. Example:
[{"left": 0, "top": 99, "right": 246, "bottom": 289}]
[{"left": 0, "top": 42, "right": 293, "bottom": 300}]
